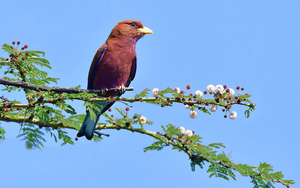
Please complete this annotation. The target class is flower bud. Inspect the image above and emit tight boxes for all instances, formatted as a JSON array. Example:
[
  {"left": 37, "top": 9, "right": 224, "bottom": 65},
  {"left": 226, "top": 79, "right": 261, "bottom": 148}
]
[
  {"left": 216, "top": 85, "right": 224, "bottom": 93},
  {"left": 140, "top": 116, "right": 147, "bottom": 124},
  {"left": 189, "top": 110, "right": 197, "bottom": 118},
  {"left": 228, "top": 88, "right": 235, "bottom": 96},
  {"left": 207, "top": 84, "right": 215, "bottom": 94},
  {"left": 209, "top": 104, "right": 217, "bottom": 112},
  {"left": 179, "top": 126, "right": 186, "bottom": 134},
  {"left": 230, "top": 111, "right": 237, "bottom": 119},
  {"left": 152, "top": 88, "right": 159, "bottom": 97},
  {"left": 185, "top": 130, "right": 193, "bottom": 138},
  {"left": 195, "top": 90, "right": 203, "bottom": 97}
]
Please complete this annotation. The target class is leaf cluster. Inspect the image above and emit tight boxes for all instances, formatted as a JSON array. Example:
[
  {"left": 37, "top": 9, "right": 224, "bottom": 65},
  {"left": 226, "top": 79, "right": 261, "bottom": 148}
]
[{"left": 0, "top": 43, "right": 294, "bottom": 187}]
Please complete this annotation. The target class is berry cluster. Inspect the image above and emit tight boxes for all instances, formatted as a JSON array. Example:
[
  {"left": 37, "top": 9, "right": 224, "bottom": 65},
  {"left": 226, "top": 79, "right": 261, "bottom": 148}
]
[
  {"left": 0, "top": 96, "right": 24, "bottom": 112},
  {"left": 12, "top": 41, "right": 28, "bottom": 51},
  {"left": 152, "top": 84, "right": 253, "bottom": 120}
]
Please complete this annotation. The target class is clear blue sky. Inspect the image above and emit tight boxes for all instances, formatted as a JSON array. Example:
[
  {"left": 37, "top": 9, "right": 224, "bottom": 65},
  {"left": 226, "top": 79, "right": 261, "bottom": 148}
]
[{"left": 0, "top": 0, "right": 299, "bottom": 187}]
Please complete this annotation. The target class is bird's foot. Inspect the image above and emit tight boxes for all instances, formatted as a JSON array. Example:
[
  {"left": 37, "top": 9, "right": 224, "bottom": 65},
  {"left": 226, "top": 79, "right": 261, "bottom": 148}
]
[{"left": 118, "top": 85, "right": 126, "bottom": 95}]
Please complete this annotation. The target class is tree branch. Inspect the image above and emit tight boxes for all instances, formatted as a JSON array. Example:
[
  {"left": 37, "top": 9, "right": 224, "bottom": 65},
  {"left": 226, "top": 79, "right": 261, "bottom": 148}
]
[{"left": 0, "top": 78, "right": 133, "bottom": 95}]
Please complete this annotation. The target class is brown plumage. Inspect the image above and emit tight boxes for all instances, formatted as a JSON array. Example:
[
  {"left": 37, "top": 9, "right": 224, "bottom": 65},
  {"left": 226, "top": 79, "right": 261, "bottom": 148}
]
[{"left": 77, "top": 20, "right": 153, "bottom": 140}]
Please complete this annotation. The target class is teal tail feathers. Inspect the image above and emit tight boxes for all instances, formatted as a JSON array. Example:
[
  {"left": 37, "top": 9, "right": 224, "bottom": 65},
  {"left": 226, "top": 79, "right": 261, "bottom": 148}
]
[
  {"left": 77, "top": 102, "right": 114, "bottom": 140},
  {"left": 77, "top": 110, "right": 101, "bottom": 140}
]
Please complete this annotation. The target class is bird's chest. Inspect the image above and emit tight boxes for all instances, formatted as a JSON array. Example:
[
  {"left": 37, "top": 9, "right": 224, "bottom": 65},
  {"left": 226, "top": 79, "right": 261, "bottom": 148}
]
[{"left": 93, "top": 48, "right": 135, "bottom": 89}]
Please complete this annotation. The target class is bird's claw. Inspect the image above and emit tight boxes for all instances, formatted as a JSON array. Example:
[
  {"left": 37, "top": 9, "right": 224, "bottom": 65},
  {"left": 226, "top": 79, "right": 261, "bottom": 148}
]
[{"left": 118, "top": 85, "right": 126, "bottom": 95}]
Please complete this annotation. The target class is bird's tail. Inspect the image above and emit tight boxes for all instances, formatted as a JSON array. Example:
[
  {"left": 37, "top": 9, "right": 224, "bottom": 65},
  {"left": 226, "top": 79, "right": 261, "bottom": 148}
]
[
  {"left": 77, "top": 102, "right": 114, "bottom": 140},
  {"left": 77, "top": 110, "right": 101, "bottom": 140}
]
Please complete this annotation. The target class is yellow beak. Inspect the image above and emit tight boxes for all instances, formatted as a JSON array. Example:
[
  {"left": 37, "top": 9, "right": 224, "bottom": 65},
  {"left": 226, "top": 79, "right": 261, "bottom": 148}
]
[{"left": 137, "top": 27, "right": 153, "bottom": 34}]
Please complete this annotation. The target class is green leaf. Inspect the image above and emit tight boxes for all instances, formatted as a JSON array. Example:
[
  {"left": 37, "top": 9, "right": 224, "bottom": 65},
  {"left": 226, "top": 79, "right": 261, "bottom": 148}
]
[
  {"left": 239, "top": 95, "right": 251, "bottom": 99},
  {"left": 17, "top": 124, "right": 46, "bottom": 149},
  {"left": 144, "top": 141, "right": 165, "bottom": 152},
  {"left": 65, "top": 104, "right": 77, "bottom": 115},
  {"left": 244, "top": 109, "right": 250, "bottom": 118},
  {"left": 57, "top": 129, "right": 74, "bottom": 146},
  {"left": 2, "top": 43, "right": 15, "bottom": 55},
  {"left": 0, "top": 126, "right": 5, "bottom": 140},
  {"left": 209, "top": 142, "right": 225, "bottom": 149},
  {"left": 135, "top": 88, "right": 150, "bottom": 98},
  {"left": 84, "top": 102, "right": 101, "bottom": 121},
  {"left": 158, "top": 87, "right": 175, "bottom": 96}
]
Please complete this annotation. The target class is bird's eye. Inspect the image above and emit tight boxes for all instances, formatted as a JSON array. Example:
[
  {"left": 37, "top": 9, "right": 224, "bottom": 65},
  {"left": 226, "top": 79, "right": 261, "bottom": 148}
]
[{"left": 129, "top": 22, "right": 136, "bottom": 27}]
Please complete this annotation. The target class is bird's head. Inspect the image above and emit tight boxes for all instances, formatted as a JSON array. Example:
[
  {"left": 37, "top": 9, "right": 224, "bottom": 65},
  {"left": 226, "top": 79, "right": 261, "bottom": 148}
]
[{"left": 108, "top": 20, "right": 153, "bottom": 42}]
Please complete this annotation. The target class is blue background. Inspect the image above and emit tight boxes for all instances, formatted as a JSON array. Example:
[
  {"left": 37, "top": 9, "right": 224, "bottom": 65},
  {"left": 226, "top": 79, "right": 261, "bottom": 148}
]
[{"left": 0, "top": 0, "right": 299, "bottom": 187}]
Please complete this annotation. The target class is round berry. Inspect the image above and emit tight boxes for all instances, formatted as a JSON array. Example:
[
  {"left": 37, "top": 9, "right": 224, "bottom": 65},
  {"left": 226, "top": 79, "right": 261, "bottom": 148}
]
[
  {"left": 226, "top": 89, "right": 230, "bottom": 93},
  {"left": 224, "top": 115, "right": 227, "bottom": 118},
  {"left": 125, "top": 107, "right": 130, "bottom": 111},
  {"left": 241, "top": 87, "right": 244, "bottom": 91},
  {"left": 205, "top": 102, "right": 209, "bottom": 106},
  {"left": 12, "top": 41, "right": 16, "bottom": 45},
  {"left": 180, "top": 91, "right": 184, "bottom": 94},
  {"left": 75, "top": 137, "right": 78, "bottom": 141},
  {"left": 189, "top": 93, "right": 193, "bottom": 96},
  {"left": 223, "top": 85, "right": 227, "bottom": 89},
  {"left": 36, "top": 93, "right": 40, "bottom": 96},
  {"left": 25, "top": 52, "right": 29, "bottom": 56},
  {"left": 108, "top": 108, "right": 112, "bottom": 112},
  {"left": 111, "top": 114, "right": 114, "bottom": 118},
  {"left": 22, "top": 57, "right": 25, "bottom": 60},
  {"left": 133, "top": 115, "right": 137, "bottom": 119},
  {"left": 21, "top": 47, "right": 24, "bottom": 50},
  {"left": 24, "top": 45, "right": 28, "bottom": 49},
  {"left": 17, "top": 41, "right": 20, "bottom": 45},
  {"left": 186, "top": 85, "right": 191, "bottom": 89},
  {"left": 245, "top": 93, "right": 249, "bottom": 95},
  {"left": 222, "top": 109, "right": 225, "bottom": 112},
  {"left": 236, "top": 86, "right": 240, "bottom": 90},
  {"left": 204, "top": 91, "right": 208, "bottom": 94},
  {"left": 166, "top": 97, "right": 170, "bottom": 101},
  {"left": 235, "top": 96, "right": 238, "bottom": 99},
  {"left": 197, "top": 143, "right": 201, "bottom": 146}
]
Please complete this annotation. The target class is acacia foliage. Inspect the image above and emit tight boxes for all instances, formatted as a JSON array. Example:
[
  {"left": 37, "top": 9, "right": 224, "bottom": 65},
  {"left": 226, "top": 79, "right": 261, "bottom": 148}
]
[{"left": 0, "top": 43, "right": 294, "bottom": 187}]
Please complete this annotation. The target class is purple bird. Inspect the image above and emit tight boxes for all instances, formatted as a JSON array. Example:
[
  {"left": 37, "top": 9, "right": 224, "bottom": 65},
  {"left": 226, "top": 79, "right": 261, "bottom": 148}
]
[{"left": 77, "top": 20, "right": 153, "bottom": 140}]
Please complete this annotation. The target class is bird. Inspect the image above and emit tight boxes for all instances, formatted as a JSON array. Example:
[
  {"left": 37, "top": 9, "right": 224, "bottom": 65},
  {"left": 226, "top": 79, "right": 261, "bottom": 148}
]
[{"left": 77, "top": 20, "right": 153, "bottom": 140}]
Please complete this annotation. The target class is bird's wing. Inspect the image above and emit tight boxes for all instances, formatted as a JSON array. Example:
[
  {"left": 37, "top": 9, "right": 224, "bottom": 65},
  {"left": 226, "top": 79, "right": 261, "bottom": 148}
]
[
  {"left": 125, "top": 56, "right": 137, "bottom": 87},
  {"left": 88, "top": 44, "right": 108, "bottom": 89}
]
